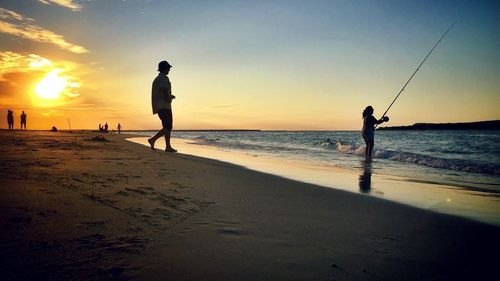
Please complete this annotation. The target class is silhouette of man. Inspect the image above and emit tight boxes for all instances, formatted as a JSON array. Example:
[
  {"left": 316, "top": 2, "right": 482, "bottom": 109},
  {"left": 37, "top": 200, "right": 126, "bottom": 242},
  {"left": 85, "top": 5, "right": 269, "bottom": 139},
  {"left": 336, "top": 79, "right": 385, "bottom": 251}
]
[
  {"left": 7, "top": 110, "right": 14, "bottom": 130},
  {"left": 148, "top": 60, "right": 176, "bottom": 152},
  {"left": 117, "top": 123, "right": 121, "bottom": 134},
  {"left": 20, "top": 111, "right": 27, "bottom": 130},
  {"left": 104, "top": 123, "right": 109, "bottom": 133}
]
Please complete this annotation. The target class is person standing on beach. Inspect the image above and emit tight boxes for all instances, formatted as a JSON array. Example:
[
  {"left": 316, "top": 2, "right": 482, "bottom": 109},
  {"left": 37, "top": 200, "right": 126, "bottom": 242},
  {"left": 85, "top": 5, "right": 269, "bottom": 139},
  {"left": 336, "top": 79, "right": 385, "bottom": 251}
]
[
  {"left": 20, "top": 111, "right": 27, "bottom": 130},
  {"left": 7, "top": 110, "right": 14, "bottom": 130},
  {"left": 117, "top": 123, "right": 121, "bottom": 134},
  {"left": 148, "top": 60, "right": 177, "bottom": 152},
  {"left": 361, "top": 106, "right": 388, "bottom": 159}
]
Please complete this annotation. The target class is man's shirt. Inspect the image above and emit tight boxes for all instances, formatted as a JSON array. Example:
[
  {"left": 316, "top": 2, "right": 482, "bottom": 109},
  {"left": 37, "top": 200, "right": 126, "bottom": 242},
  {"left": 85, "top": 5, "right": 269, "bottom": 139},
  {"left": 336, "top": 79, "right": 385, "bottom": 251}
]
[{"left": 151, "top": 73, "right": 172, "bottom": 114}]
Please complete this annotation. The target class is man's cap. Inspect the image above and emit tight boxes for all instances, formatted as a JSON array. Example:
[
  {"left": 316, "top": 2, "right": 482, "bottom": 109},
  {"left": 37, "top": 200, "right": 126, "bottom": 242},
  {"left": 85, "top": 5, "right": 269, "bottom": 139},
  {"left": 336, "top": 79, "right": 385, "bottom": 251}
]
[{"left": 158, "top": 60, "right": 172, "bottom": 71}]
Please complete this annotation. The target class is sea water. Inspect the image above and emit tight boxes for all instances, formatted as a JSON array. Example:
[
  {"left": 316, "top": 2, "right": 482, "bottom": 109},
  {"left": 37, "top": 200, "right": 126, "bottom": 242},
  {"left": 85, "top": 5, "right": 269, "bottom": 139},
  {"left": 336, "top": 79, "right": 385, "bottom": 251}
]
[
  {"left": 170, "top": 130, "right": 499, "bottom": 191},
  {"left": 127, "top": 130, "right": 500, "bottom": 225}
]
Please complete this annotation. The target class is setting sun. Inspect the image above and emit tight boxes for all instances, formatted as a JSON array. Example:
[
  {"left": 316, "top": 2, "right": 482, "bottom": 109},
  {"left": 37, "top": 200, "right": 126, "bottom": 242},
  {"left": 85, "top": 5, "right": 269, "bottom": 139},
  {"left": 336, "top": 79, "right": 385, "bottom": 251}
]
[{"left": 35, "top": 70, "right": 67, "bottom": 99}]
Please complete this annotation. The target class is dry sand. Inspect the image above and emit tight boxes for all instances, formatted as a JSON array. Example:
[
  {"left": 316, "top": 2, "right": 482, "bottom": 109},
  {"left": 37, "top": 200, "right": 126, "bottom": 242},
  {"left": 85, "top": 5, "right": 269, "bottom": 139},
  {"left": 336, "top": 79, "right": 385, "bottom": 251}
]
[{"left": 0, "top": 130, "right": 498, "bottom": 281}]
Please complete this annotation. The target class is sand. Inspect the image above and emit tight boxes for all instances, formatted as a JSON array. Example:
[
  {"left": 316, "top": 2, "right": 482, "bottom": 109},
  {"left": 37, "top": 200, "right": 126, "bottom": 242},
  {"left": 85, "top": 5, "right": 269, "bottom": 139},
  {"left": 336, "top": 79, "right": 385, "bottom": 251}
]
[{"left": 0, "top": 130, "right": 498, "bottom": 281}]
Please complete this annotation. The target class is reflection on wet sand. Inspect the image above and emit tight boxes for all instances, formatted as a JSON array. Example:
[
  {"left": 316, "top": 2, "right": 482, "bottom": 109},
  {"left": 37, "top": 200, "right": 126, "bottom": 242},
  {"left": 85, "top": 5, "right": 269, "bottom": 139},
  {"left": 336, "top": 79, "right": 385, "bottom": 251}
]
[{"left": 359, "top": 160, "right": 372, "bottom": 193}]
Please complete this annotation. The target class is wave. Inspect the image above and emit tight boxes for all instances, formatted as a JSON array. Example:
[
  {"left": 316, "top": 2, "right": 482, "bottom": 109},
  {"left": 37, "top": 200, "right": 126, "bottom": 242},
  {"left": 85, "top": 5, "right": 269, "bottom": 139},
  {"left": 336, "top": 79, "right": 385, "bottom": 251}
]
[
  {"left": 321, "top": 139, "right": 500, "bottom": 176},
  {"left": 185, "top": 136, "right": 308, "bottom": 153},
  {"left": 186, "top": 136, "right": 219, "bottom": 145},
  {"left": 180, "top": 135, "right": 499, "bottom": 176}
]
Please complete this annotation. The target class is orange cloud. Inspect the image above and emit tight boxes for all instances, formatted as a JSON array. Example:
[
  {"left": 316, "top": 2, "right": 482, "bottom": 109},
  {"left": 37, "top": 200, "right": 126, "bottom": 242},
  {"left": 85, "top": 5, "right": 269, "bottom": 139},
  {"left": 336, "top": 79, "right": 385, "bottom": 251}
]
[
  {"left": 0, "top": 51, "right": 83, "bottom": 107},
  {"left": 37, "top": 0, "right": 82, "bottom": 11},
  {"left": 1, "top": 51, "right": 55, "bottom": 73},
  {"left": 0, "top": 8, "right": 89, "bottom": 54}
]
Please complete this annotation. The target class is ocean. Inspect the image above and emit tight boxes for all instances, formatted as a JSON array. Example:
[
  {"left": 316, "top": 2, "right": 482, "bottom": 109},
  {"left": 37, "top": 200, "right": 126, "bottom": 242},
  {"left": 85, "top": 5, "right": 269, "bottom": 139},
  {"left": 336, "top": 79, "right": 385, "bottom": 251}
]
[{"left": 127, "top": 130, "right": 500, "bottom": 225}]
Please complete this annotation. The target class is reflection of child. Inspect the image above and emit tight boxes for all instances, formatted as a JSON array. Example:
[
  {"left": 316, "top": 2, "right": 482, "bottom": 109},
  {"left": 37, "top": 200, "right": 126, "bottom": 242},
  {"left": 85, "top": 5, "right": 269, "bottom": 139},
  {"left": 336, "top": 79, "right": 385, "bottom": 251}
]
[{"left": 361, "top": 106, "right": 389, "bottom": 159}]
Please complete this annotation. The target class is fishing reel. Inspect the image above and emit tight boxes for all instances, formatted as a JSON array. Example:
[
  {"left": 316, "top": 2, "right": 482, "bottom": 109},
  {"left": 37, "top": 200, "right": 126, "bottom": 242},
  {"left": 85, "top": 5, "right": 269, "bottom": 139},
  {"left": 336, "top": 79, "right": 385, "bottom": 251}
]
[{"left": 382, "top": 116, "right": 389, "bottom": 122}]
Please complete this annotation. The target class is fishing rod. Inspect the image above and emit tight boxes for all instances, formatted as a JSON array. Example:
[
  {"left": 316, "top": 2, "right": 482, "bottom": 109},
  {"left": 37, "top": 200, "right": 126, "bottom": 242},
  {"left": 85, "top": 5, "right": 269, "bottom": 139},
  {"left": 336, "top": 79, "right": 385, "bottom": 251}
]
[{"left": 376, "top": 23, "right": 455, "bottom": 127}]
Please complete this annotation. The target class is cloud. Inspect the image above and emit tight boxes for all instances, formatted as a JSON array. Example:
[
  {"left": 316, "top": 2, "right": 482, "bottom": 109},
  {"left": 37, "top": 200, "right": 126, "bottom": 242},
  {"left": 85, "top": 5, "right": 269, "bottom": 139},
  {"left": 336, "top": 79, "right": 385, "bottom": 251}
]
[
  {"left": 0, "top": 7, "right": 31, "bottom": 21},
  {"left": 0, "top": 51, "right": 60, "bottom": 73},
  {"left": 0, "top": 71, "right": 37, "bottom": 96},
  {"left": 0, "top": 8, "right": 89, "bottom": 54},
  {"left": 37, "top": 0, "right": 82, "bottom": 11},
  {"left": 0, "top": 51, "right": 83, "bottom": 105}
]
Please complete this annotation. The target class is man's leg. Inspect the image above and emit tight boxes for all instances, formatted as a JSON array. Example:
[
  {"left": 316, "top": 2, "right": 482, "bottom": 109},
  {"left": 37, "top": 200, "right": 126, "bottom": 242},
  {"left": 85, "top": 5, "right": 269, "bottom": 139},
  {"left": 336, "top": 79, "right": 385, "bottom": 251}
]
[
  {"left": 163, "top": 109, "right": 176, "bottom": 152},
  {"left": 164, "top": 130, "right": 177, "bottom": 152},
  {"left": 149, "top": 109, "right": 176, "bottom": 152},
  {"left": 148, "top": 128, "right": 167, "bottom": 151}
]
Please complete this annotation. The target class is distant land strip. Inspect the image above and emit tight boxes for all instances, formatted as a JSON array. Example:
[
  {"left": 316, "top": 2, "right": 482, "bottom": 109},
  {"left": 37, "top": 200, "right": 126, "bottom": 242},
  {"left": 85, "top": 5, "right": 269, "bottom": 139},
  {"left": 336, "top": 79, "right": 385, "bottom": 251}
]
[
  {"left": 378, "top": 120, "right": 500, "bottom": 130},
  {"left": 129, "top": 129, "right": 262, "bottom": 132}
]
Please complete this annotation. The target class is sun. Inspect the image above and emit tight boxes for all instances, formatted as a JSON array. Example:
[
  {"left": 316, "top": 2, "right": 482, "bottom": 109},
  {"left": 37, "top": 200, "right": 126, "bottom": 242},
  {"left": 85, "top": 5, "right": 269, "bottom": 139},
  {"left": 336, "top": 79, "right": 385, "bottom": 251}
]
[{"left": 35, "top": 70, "right": 67, "bottom": 99}]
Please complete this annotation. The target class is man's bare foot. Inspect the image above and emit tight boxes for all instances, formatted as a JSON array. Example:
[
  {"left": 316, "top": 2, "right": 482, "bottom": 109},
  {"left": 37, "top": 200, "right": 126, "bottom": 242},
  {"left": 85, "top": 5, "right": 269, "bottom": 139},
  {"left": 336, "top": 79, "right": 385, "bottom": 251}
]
[
  {"left": 165, "top": 147, "right": 177, "bottom": 153},
  {"left": 147, "top": 138, "right": 156, "bottom": 151}
]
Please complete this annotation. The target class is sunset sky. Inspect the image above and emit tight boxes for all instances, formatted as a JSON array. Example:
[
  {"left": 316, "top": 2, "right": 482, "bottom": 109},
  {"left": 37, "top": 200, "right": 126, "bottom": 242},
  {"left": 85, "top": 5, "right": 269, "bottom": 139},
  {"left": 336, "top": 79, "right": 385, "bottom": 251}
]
[{"left": 1, "top": 0, "right": 499, "bottom": 130}]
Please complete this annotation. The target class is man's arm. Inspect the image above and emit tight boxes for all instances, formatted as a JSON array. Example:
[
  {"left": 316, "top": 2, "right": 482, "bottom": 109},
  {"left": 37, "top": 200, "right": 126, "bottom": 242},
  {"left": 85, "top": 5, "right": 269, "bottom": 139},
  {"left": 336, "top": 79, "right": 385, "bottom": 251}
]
[{"left": 159, "top": 86, "right": 175, "bottom": 101}]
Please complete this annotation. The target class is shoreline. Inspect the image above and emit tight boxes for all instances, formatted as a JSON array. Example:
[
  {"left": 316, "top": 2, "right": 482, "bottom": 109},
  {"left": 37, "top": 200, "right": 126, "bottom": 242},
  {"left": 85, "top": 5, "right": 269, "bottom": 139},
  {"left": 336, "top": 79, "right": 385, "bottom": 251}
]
[
  {"left": 1, "top": 131, "right": 499, "bottom": 280},
  {"left": 129, "top": 136, "right": 500, "bottom": 226}
]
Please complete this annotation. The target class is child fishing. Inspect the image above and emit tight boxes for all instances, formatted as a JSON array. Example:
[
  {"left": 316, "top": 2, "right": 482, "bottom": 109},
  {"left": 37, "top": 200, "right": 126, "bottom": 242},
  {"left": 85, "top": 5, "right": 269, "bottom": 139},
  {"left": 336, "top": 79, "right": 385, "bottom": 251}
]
[
  {"left": 360, "top": 24, "right": 454, "bottom": 159},
  {"left": 362, "top": 106, "right": 389, "bottom": 159}
]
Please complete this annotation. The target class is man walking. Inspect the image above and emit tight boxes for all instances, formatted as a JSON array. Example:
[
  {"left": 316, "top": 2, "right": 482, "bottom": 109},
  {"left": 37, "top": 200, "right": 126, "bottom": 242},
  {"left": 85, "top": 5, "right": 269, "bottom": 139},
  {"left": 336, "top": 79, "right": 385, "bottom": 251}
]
[
  {"left": 148, "top": 60, "right": 176, "bottom": 152},
  {"left": 20, "top": 111, "right": 27, "bottom": 130}
]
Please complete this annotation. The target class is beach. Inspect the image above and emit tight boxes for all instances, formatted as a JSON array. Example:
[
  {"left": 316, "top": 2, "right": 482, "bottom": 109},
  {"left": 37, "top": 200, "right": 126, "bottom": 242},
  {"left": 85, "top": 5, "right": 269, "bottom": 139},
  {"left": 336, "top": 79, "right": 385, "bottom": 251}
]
[{"left": 1, "top": 130, "right": 499, "bottom": 281}]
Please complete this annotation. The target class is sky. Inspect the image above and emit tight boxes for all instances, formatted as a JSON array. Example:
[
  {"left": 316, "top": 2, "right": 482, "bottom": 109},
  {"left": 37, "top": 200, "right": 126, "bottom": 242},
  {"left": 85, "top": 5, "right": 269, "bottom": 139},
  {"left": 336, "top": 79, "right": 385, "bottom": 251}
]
[{"left": 0, "top": 0, "right": 499, "bottom": 130}]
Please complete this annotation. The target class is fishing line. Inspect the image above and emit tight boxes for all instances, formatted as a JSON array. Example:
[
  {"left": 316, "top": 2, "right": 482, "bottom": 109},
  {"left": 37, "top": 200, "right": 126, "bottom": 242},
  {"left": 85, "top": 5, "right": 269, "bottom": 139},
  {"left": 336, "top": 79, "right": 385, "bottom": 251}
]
[{"left": 376, "top": 23, "right": 455, "bottom": 127}]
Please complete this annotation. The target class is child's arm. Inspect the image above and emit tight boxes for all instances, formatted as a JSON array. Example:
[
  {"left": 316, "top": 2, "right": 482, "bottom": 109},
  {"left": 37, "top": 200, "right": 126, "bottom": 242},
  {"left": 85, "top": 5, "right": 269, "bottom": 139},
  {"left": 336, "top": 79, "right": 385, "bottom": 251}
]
[{"left": 376, "top": 116, "right": 389, "bottom": 124}]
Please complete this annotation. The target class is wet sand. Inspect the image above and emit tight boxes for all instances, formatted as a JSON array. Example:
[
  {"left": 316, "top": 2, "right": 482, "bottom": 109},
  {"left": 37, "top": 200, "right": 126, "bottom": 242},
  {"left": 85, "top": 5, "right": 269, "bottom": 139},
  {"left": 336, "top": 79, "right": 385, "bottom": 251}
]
[{"left": 0, "top": 130, "right": 498, "bottom": 280}]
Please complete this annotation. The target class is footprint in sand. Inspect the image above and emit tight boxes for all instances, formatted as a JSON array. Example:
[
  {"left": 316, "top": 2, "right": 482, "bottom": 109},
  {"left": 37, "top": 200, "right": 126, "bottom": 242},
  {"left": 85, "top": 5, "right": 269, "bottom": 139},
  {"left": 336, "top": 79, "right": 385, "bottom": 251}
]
[
  {"left": 115, "top": 190, "right": 130, "bottom": 196},
  {"left": 171, "top": 182, "right": 191, "bottom": 189},
  {"left": 217, "top": 227, "right": 248, "bottom": 236},
  {"left": 81, "top": 220, "right": 108, "bottom": 227},
  {"left": 124, "top": 187, "right": 152, "bottom": 195},
  {"left": 124, "top": 207, "right": 144, "bottom": 217},
  {"left": 78, "top": 233, "right": 145, "bottom": 254}
]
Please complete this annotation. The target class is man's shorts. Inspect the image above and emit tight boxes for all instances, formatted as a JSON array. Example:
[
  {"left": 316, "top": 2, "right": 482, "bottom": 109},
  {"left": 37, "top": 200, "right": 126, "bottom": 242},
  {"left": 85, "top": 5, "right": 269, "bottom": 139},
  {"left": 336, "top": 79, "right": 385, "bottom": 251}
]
[{"left": 158, "top": 109, "right": 173, "bottom": 130}]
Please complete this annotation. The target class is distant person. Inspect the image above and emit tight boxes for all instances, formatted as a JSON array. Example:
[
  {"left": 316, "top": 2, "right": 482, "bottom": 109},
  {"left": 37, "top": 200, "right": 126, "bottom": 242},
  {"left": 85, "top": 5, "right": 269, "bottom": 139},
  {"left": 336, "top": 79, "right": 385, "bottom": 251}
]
[
  {"left": 117, "top": 123, "right": 121, "bottom": 134},
  {"left": 104, "top": 123, "right": 109, "bottom": 133},
  {"left": 50, "top": 126, "right": 58, "bottom": 132},
  {"left": 361, "top": 106, "right": 389, "bottom": 159},
  {"left": 147, "top": 60, "right": 177, "bottom": 152},
  {"left": 98, "top": 123, "right": 102, "bottom": 132},
  {"left": 7, "top": 110, "right": 14, "bottom": 130},
  {"left": 20, "top": 111, "right": 27, "bottom": 130}
]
